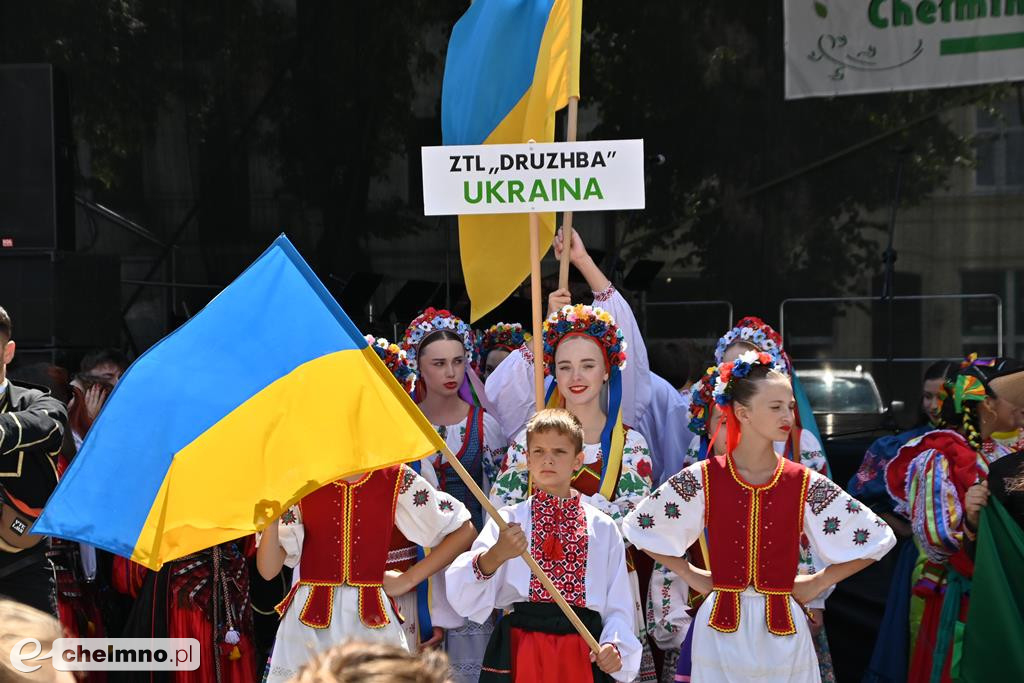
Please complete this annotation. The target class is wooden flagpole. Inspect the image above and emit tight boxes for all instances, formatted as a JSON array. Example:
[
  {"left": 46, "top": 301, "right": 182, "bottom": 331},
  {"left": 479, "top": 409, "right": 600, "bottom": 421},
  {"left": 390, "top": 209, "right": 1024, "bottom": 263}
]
[
  {"left": 439, "top": 440, "right": 601, "bottom": 653},
  {"left": 558, "top": 96, "right": 579, "bottom": 291},
  {"left": 529, "top": 213, "right": 546, "bottom": 412},
  {"left": 558, "top": 0, "right": 581, "bottom": 291}
]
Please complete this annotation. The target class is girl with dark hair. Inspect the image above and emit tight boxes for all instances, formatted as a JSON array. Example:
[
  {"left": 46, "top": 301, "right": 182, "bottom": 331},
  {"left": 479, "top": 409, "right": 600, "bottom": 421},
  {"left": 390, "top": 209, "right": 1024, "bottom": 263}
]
[
  {"left": 855, "top": 361, "right": 956, "bottom": 683},
  {"left": 849, "top": 361, "right": 957, "bottom": 533},
  {"left": 625, "top": 351, "right": 894, "bottom": 683},
  {"left": 885, "top": 355, "right": 1024, "bottom": 683}
]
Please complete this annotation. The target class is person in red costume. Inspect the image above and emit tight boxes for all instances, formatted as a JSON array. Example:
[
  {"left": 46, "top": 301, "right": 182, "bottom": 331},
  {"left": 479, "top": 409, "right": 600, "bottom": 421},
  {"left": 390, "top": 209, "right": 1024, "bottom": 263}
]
[
  {"left": 625, "top": 351, "right": 895, "bottom": 683},
  {"left": 885, "top": 355, "right": 1024, "bottom": 683},
  {"left": 256, "top": 465, "right": 476, "bottom": 683},
  {"left": 111, "top": 539, "right": 259, "bottom": 683}
]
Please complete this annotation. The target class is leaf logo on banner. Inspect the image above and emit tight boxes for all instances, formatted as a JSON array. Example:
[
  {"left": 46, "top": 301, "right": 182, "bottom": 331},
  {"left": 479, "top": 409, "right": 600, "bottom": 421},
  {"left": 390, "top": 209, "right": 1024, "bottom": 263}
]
[{"left": 814, "top": 2, "right": 828, "bottom": 18}]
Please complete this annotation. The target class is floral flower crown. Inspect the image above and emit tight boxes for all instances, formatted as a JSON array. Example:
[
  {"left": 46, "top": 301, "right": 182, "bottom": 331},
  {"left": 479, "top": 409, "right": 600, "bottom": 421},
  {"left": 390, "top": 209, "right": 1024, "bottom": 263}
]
[
  {"left": 365, "top": 335, "right": 416, "bottom": 393},
  {"left": 714, "top": 316, "right": 788, "bottom": 373},
  {"left": 712, "top": 350, "right": 780, "bottom": 405},
  {"left": 688, "top": 366, "right": 719, "bottom": 436},
  {"left": 481, "top": 322, "right": 531, "bottom": 356},
  {"left": 542, "top": 304, "right": 627, "bottom": 375},
  {"left": 401, "top": 308, "right": 474, "bottom": 373}
]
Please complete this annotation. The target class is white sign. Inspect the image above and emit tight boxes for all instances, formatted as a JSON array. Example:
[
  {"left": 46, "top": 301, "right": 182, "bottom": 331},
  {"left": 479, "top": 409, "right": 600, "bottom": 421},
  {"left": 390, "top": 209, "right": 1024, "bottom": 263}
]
[
  {"left": 421, "top": 139, "right": 645, "bottom": 216},
  {"left": 785, "top": 0, "right": 1024, "bottom": 99},
  {"left": 10, "top": 638, "right": 200, "bottom": 673}
]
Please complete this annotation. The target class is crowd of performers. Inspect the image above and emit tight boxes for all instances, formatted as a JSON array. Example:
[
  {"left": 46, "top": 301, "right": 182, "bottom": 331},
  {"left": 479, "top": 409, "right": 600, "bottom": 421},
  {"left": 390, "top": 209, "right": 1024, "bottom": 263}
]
[{"left": 10, "top": 228, "right": 1024, "bottom": 683}]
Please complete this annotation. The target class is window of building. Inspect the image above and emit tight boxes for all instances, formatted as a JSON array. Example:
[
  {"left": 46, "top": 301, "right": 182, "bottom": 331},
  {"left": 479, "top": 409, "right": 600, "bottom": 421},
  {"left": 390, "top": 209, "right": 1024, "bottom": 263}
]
[
  {"left": 960, "top": 269, "right": 1024, "bottom": 357},
  {"left": 974, "top": 98, "right": 1024, "bottom": 194}
]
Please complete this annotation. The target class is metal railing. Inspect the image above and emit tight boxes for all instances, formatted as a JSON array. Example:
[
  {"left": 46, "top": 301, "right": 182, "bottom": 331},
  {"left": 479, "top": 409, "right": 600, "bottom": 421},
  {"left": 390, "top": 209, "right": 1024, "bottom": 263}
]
[{"left": 779, "top": 293, "right": 1004, "bottom": 360}]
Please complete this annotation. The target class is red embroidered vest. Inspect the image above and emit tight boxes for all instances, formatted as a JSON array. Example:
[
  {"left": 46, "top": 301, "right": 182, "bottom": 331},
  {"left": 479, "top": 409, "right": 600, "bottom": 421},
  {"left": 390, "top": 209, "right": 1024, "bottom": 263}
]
[
  {"left": 275, "top": 467, "right": 401, "bottom": 629},
  {"left": 703, "top": 454, "right": 810, "bottom": 636}
]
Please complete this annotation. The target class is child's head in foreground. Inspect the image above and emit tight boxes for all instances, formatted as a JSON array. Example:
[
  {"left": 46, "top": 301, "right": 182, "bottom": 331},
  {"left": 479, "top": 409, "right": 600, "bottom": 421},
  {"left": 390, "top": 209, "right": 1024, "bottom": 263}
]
[
  {"left": 525, "top": 408, "right": 585, "bottom": 496},
  {"left": 287, "top": 640, "right": 451, "bottom": 683}
]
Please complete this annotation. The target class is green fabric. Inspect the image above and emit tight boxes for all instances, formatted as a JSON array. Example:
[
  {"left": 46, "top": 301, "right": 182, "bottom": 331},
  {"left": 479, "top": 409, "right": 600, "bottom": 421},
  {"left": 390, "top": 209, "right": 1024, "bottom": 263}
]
[
  {"left": 957, "top": 498, "right": 1024, "bottom": 681},
  {"left": 930, "top": 568, "right": 967, "bottom": 683}
]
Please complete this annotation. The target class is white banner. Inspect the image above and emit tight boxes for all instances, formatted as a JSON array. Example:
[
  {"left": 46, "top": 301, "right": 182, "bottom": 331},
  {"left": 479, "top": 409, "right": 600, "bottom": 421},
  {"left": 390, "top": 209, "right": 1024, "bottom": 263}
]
[
  {"left": 785, "top": 0, "right": 1024, "bottom": 99},
  {"left": 421, "top": 139, "right": 645, "bottom": 216},
  {"left": 9, "top": 638, "right": 200, "bottom": 673}
]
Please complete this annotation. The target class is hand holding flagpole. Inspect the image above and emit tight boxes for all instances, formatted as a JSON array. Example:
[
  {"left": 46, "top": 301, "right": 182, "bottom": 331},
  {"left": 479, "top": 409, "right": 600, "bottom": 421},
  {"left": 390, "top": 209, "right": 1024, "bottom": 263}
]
[{"left": 438, "top": 440, "right": 602, "bottom": 653}]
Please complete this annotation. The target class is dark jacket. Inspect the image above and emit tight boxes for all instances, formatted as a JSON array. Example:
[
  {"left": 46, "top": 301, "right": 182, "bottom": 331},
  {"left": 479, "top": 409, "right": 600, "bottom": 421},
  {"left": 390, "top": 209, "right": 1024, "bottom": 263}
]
[{"left": 0, "top": 379, "right": 68, "bottom": 513}]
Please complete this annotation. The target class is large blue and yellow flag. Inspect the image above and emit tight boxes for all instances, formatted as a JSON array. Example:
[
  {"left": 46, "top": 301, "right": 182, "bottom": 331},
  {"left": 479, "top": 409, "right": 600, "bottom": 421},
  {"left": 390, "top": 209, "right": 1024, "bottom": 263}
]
[
  {"left": 34, "top": 235, "right": 445, "bottom": 569},
  {"left": 442, "top": 0, "right": 582, "bottom": 321}
]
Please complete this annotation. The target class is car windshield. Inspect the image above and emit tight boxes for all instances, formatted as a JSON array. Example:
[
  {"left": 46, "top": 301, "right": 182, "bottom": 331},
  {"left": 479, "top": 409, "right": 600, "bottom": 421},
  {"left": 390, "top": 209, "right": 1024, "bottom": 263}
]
[{"left": 799, "top": 374, "right": 882, "bottom": 414}]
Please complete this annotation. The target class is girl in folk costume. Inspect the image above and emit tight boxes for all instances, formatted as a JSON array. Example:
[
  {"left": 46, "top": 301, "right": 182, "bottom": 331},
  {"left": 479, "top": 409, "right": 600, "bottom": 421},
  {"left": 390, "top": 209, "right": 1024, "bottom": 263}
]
[
  {"left": 485, "top": 228, "right": 652, "bottom": 444},
  {"left": 365, "top": 335, "right": 448, "bottom": 652},
  {"left": 488, "top": 267, "right": 657, "bottom": 680},
  {"left": 685, "top": 317, "right": 837, "bottom": 679},
  {"left": 479, "top": 323, "right": 530, "bottom": 381},
  {"left": 400, "top": 309, "right": 508, "bottom": 682},
  {"left": 112, "top": 540, "right": 259, "bottom": 683},
  {"left": 625, "top": 351, "right": 895, "bottom": 683},
  {"left": 446, "top": 409, "right": 642, "bottom": 682},
  {"left": 885, "top": 356, "right": 1024, "bottom": 683},
  {"left": 849, "top": 361, "right": 956, "bottom": 683},
  {"left": 256, "top": 464, "right": 475, "bottom": 683}
]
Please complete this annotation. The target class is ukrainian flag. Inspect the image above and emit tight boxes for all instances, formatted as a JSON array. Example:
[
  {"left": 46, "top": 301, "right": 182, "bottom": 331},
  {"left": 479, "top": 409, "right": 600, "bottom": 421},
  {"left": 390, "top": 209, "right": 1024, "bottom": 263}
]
[
  {"left": 442, "top": 0, "right": 582, "bottom": 321},
  {"left": 33, "top": 236, "right": 445, "bottom": 570}
]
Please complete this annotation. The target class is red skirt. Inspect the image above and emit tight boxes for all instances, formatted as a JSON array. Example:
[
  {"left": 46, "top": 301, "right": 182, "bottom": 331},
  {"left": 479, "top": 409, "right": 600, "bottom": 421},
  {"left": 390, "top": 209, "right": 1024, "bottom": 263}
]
[{"left": 508, "top": 626, "right": 594, "bottom": 682}]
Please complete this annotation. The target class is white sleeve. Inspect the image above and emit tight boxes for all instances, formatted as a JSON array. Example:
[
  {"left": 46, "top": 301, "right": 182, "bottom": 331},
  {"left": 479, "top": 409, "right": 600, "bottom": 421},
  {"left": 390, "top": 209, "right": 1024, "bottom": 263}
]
[
  {"left": 484, "top": 346, "right": 537, "bottom": 442},
  {"left": 592, "top": 285, "right": 650, "bottom": 429},
  {"left": 597, "top": 516, "right": 642, "bottom": 683},
  {"left": 394, "top": 465, "right": 471, "bottom": 547},
  {"left": 623, "top": 463, "right": 706, "bottom": 557},
  {"left": 255, "top": 505, "right": 304, "bottom": 569},
  {"left": 489, "top": 432, "right": 530, "bottom": 509},
  {"left": 646, "top": 563, "right": 691, "bottom": 651},
  {"left": 481, "top": 411, "right": 508, "bottom": 490},
  {"left": 799, "top": 430, "right": 830, "bottom": 477},
  {"left": 803, "top": 471, "right": 897, "bottom": 567},
  {"left": 444, "top": 511, "right": 511, "bottom": 624}
]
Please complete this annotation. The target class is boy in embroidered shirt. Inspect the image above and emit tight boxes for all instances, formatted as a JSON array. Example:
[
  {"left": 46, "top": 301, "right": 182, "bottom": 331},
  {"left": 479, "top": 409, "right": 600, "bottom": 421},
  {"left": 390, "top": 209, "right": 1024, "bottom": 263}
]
[{"left": 445, "top": 409, "right": 640, "bottom": 682}]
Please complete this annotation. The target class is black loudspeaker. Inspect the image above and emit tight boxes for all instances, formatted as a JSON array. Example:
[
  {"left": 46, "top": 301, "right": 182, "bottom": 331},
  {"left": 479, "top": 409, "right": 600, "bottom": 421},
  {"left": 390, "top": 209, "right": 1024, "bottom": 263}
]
[
  {"left": 0, "top": 252, "right": 120, "bottom": 349},
  {"left": 0, "top": 64, "right": 74, "bottom": 251}
]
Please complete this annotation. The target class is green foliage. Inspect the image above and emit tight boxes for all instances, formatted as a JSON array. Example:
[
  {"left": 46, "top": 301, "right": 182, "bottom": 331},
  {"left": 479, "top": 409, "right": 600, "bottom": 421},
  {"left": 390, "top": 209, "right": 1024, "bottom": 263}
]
[{"left": 581, "top": 2, "right": 1002, "bottom": 317}]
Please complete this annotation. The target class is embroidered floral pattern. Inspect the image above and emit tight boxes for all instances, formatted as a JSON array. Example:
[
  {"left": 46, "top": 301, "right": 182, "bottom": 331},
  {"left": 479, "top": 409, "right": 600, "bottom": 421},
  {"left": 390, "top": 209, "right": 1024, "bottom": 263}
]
[
  {"left": 668, "top": 469, "right": 702, "bottom": 502},
  {"left": 846, "top": 499, "right": 862, "bottom": 514},
  {"left": 806, "top": 477, "right": 841, "bottom": 516},
  {"left": 438, "top": 499, "right": 454, "bottom": 512},
  {"left": 853, "top": 528, "right": 870, "bottom": 545},
  {"left": 280, "top": 508, "right": 298, "bottom": 525},
  {"left": 823, "top": 516, "right": 840, "bottom": 535},
  {"left": 412, "top": 489, "right": 430, "bottom": 507},
  {"left": 637, "top": 513, "right": 656, "bottom": 529},
  {"left": 664, "top": 502, "right": 681, "bottom": 519}
]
